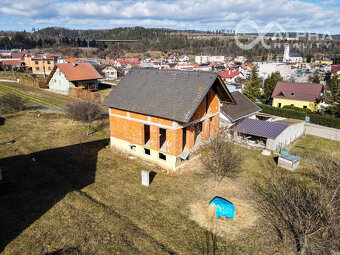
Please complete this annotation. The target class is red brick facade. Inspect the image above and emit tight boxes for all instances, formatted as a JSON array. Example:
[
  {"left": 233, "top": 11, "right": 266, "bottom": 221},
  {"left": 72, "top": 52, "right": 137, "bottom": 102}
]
[{"left": 109, "top": 90, "right": 220, "bottom": 157}]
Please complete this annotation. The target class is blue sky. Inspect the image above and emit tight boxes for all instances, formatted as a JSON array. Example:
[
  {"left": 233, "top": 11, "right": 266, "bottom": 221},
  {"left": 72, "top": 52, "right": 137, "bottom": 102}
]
[{"left": 0, "top": 0, "right": 339, "bottom": 34}]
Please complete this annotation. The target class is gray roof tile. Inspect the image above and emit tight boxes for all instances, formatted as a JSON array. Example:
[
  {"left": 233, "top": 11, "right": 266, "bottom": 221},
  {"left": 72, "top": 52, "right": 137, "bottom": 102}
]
[{"left": 103, "top": 69, "right": 232, "bottom": 123}]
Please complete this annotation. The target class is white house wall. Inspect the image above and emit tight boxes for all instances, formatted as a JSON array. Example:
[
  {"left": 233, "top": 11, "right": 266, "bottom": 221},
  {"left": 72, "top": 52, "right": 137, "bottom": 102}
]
[
  {"left": 266, "top": 123, "right": 304, "bottom": 151},
  {"left": 48, "top": 68, "right": 75, "bottom": 92}
]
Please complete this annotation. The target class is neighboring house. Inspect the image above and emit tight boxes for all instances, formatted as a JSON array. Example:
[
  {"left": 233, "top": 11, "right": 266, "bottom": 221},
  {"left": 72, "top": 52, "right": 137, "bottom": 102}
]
[
  {"left": 76, "top": 59, "right": 100, "bottom": 66},
  {"left": 283, "top": 45, "right": 303, "bottom": 63},
  {"left": 220, "top": 91, "right": 261, "bottom": 126},
  {"left": 140, "top": 62, "right": 161, "bottom": 69},
  {"left": 102, "top": 69, "right": 235, "bottom": 170},
  {"left": 102, "top": 65, "right": 118, "bottom": 80},
  {"left": 0, "top": 52, "right": 12, "bottom": 59},
  {"left": 46, "top": 63, "right": 102, "bottom": 92},
  {"left": 315, "top": 59, "right": 333, "bottom": 65},
  {"left": 1, "top": 59, "right": 25, "bottom": 71},
  {"left": 115, "top": 59, "right": 141, "bottom": 68},
  {"left": 219, "top": 70, "right": 244, "bottom": 84},
  {"left": 163, "top": 54, "right": 177, "bottom": 63},
  {"left": 234, "top": 56, "right": 247, "bottom": 63},
  {"left": 331, "top": 65, "right": 340, "bottom": 76},
  {"left": 271, "top": 81, "right": 324, "bottom": 111},
  {"left": 11, "top": 50, "right": 28, "bottom": 59},
  {"left": 24, "top": 55, "right": 55, "bottom": 74},
  {"left": 232, "top": 118, "right": 304, "bottom": 151},
  {"left": 255, "top": 62, "right": 296, "bottom": 80},
  {"left": 178, "top": 55, "right": 189, "bottom": 62},
  {"left": 195, "top": 56, "right": 225, "bottom": 64}
]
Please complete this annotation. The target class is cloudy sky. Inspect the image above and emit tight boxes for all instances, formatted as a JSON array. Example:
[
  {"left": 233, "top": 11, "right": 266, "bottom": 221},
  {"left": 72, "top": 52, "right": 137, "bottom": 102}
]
[{"left": 0, "top": 0, "right": 339, "bottom": 34}]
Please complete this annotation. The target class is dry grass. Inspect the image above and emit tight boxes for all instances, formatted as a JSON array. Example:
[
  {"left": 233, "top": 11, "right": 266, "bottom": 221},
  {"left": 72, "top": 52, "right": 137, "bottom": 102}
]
[{"left": 1, "top": 112, "right": 338, "bottom": 254}]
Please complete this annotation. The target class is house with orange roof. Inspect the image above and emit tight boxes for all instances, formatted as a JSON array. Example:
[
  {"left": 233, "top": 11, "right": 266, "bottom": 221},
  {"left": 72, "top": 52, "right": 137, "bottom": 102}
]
[
  {"left": 1, "top": 59, "right": 25, "bottom": 71},
  {"left": 46, "top": 62, "right": 102, "bottom": 92}
]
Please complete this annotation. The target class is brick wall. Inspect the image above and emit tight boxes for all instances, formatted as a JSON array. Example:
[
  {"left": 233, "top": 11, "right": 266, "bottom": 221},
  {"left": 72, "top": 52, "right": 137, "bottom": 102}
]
[
  {"left": 150, "top": 125, "right": 160, "bottom": 150},
  {"left": 208, "top": 91, "right": 219, "bottom": 114},
  {"left": 190, "top": 96, "right": 206, "bottom": 122},
  {"left": 202, "top": 118, "right": 210, "bottom": 141},
  {"left": 186, "top": 125, "right": 195, "bottom": 149},
  {"left": 109, "top": 114, "right": 144, "bottom": 145},
  {"left": 166, "top": 128, "right": 183, "bottom": 156},
  {"left": 210, "top": 114, "right": 219, "bottom": 136},
  {"left": 108, "top": 89, "right": 220, "bottom": 157}
]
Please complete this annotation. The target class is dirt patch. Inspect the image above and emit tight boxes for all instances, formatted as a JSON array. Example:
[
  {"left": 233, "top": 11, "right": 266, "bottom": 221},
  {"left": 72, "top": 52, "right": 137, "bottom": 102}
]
[
  {"left": 189, "top": 197, "right": 258, "bottom": 240},
  {"left": 180, "top": 154, "right": 259, "bottom": 241}
]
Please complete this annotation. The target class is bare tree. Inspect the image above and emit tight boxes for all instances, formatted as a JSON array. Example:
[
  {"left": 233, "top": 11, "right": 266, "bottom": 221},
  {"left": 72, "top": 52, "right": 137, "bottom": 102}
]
[
  {"left": 200, "top": 128, "right": 242, "bottom": 186},
  {"left": 67, "top": 101, "right": 103, "bottom": 136},
  {"left": 252, "top": 155, "right": 340, "bottom": 254}
]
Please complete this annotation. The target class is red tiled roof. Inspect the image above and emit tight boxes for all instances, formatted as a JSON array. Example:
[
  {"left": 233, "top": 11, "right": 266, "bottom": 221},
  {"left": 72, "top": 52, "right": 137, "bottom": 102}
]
[
  {"left": 219, "top": 70, "right": 241, "bottom": 78},
  {"left": 272, "top": 81, "right": 324, "bottom": 102},
  {"left": 56, "top": 63, "right": 102, "bottom": 81},
  {"left": 62, "top": 58, "right": 89, "bottom": 63},
  {"left": 331, "top": 65, "right": 340, "bottom": 74},
  {"left": 117, "top": 59, "right": 140, "bottom": 66},
  {"left": 11, "top": 50, "right": 28, "bottom": 59},
  {"left": 2, "top": 59, "right": 22, "bottom": 66}
]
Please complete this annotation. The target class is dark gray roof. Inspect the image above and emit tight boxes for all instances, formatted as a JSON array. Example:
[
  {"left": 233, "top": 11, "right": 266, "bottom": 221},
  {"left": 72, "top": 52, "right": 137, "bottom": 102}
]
[
  {"left": 103, "top": 68, "right": 233, "bottom": 123},
  {"left": 289, "top": 53, "right": 302, "bottom": 58},
  {"left": 232, "top": 118, "right": 288, "bottom": 139},
  {"left": 220, "top": 92, "right": 261, "bottom": 122}
]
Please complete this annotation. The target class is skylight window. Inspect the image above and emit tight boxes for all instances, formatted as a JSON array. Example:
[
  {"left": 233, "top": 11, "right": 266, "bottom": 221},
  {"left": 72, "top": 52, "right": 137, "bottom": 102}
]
[{"left": 290, "top": 92, "right": 295, "bottom": 96}]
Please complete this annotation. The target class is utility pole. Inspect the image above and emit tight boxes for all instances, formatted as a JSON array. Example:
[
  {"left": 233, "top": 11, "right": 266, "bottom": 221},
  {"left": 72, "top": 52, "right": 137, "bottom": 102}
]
[{"left": 41, "top": 56, "right": 46, "bottom": 79}]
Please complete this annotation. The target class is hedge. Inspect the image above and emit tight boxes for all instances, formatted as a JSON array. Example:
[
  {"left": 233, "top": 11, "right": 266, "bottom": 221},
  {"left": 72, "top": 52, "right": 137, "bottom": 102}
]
[{"left": 257, "top": 103, "right": 340, "bottom": 129}]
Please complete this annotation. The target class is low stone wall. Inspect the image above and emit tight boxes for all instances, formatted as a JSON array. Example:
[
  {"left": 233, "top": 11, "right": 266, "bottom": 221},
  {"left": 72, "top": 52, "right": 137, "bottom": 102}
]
[
  {"left": 305, "top": 123, "right": 340, "bottom": 142},
  {"left": 19, "top": 77, "right": 47, "bottom": 88},
  {"left": 68, "top": 88, "right": 106, "bottom": 104}
]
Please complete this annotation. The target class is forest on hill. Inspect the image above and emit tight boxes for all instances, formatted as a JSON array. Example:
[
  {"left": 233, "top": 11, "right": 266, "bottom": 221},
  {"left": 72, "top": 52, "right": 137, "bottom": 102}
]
[{"left": 0, "top": 26, "right": 339, "bottom": 59}]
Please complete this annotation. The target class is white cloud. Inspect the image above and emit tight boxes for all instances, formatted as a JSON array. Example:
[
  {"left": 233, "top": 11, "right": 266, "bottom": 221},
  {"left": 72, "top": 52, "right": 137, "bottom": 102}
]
[{"left": 0, "top": 0, "right": 339, "bottom": 32}]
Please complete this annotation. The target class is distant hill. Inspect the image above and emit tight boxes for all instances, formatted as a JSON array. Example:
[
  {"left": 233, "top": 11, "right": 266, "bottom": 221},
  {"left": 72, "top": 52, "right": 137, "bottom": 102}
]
[{"left": 0, "top": 26, "right": 339, "bottom": 59}]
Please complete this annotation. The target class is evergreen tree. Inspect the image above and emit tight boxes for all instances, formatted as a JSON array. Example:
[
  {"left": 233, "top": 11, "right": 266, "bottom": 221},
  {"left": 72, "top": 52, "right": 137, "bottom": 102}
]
[
  {"left": 263, "top": 72, "right": 282, "bottom": 101},
  {"left": 312, "top": 74, "right": 320, "bottom": 83},
  {"left": 330, "top": 73, "right": 340, "bottom": 101},
  {"left": 243, "top": 67, "right": 261, "bottom": 102}
]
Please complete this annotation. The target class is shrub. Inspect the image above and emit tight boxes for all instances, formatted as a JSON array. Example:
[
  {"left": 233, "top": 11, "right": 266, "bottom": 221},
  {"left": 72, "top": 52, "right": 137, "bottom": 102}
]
[
  {"left": 67, "top": 101, "right": 103, "bottom": 135},
  {"left": 200, "top": 128, "right": 243, "bottom": 186},
  {"left": 0, "top": 93, "right": 27, "bottom": 114},
  {"left": 282, "top": 105, "right": 311, "bottom": 114},
  {"left": 252, "top": 155, "right": 340, "bottom": 254},
  {"left": 258, "top": 103, "right": 340, "bottom": 129}
]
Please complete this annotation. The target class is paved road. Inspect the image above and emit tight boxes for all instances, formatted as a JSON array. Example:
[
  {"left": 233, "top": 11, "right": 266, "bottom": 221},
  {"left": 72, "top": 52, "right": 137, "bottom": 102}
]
[
  {"left": 0, "top": 79, "right": 18, "bottom": 83},
  {"left": 305, "top": 123, "right": 340, "bottom": 141}
]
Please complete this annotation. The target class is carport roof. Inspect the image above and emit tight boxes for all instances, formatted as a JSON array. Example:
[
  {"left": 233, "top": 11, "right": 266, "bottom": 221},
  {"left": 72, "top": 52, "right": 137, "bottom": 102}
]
[{"left": 232, "top": 118, "right": 289, "bottom": 139}]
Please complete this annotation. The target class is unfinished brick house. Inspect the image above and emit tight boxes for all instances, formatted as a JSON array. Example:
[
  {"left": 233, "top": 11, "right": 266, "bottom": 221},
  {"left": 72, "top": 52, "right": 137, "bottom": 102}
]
[{"left": 102, "top": 69, "right": 235, "bottom": 170}]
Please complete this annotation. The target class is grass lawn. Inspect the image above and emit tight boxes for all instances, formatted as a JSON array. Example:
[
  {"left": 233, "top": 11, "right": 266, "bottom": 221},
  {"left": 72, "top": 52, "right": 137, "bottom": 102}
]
[
  {"left": 0, "top": 71, "right": 45, "bottom": 80},
  {"left": 0, "top": 82, "right": 77, "bottom": 110},
  {"left": 1, "top": 112, "right": 339, "bottom": 254},
  {"left": 98, "top": 88, "right": 113, "bottom": 97}
]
